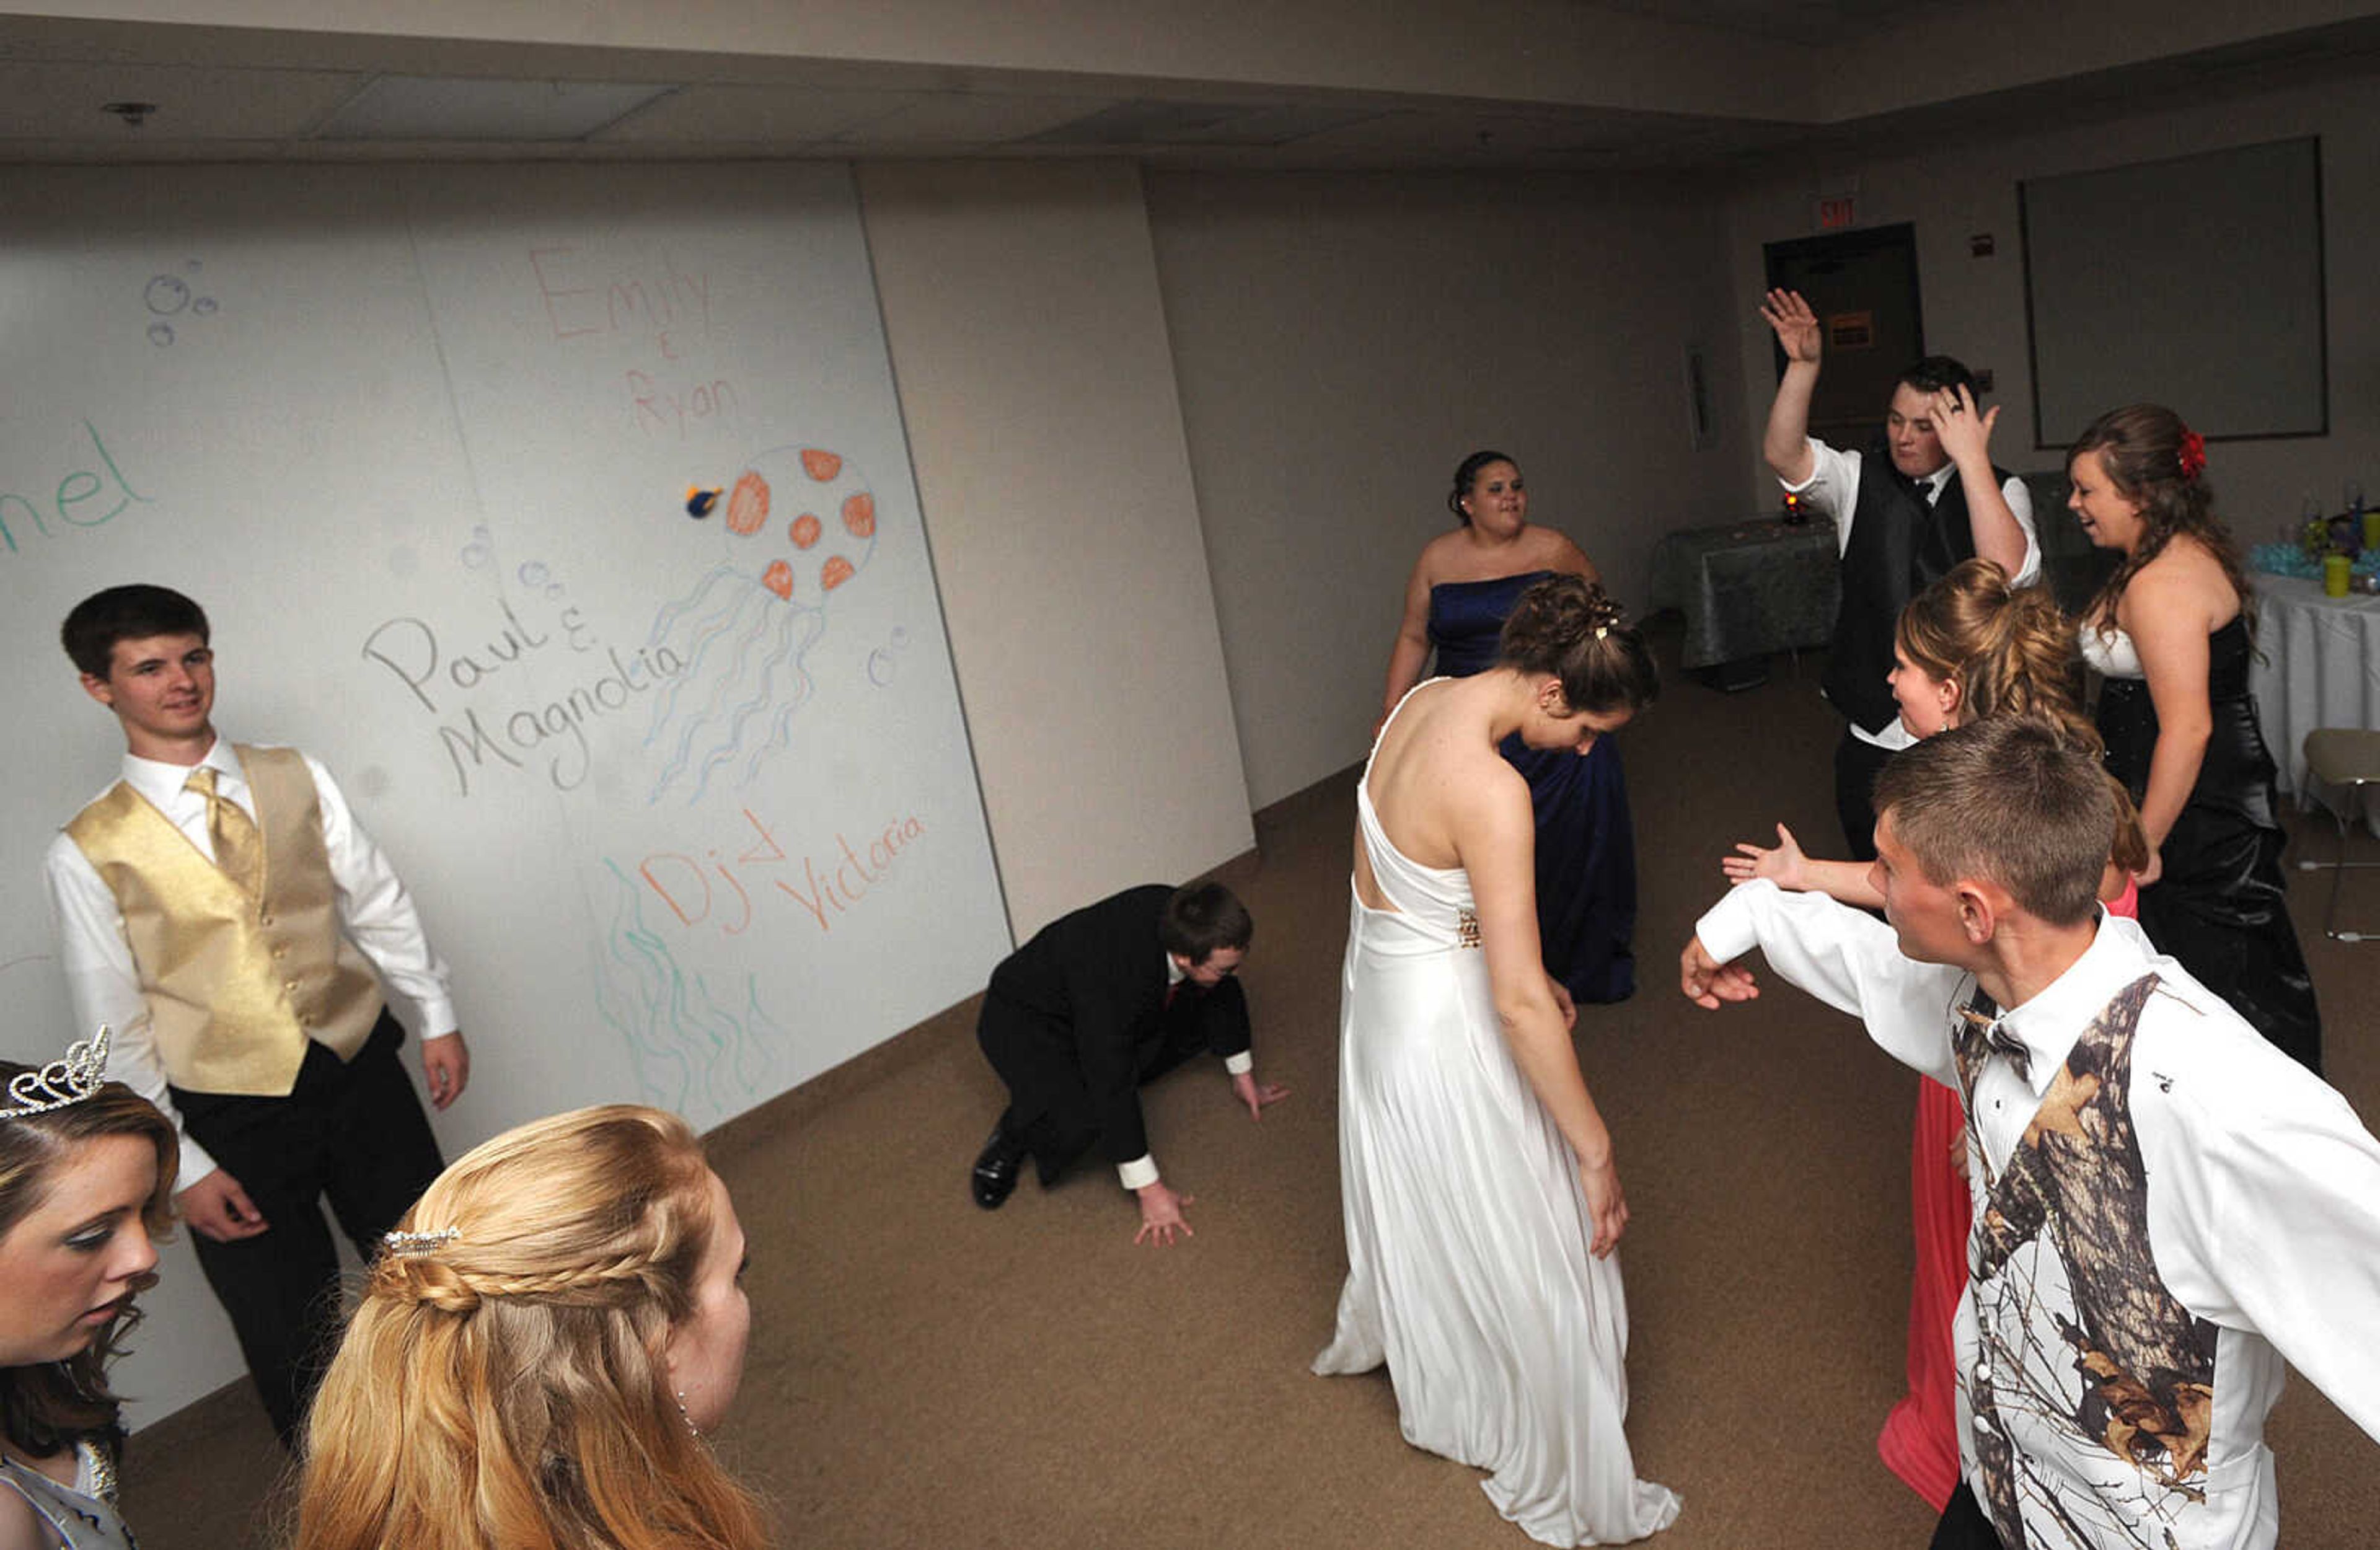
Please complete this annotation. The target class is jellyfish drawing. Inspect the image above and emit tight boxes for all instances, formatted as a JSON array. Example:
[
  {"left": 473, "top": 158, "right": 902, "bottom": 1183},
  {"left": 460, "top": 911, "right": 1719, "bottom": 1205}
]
[
  {"left": 642, "top": 442, "right": 879, "bottom": 804},
  {"left": 593, "top": 858, "right": 782, "bottom": 1113}
]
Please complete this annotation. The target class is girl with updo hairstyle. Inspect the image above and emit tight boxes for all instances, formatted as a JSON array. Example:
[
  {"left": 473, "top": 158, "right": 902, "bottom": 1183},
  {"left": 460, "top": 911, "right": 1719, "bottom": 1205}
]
[
  {"left": 1496, "top": 567, "right": 1660, "bottom": 718},
  {"left": 1378, "top": 450, "right": 1644, "bottom": 1004},
  {"left": 295, "top": 1105, "right": 767, "bottom": 1550},
  {"left": 1895, "top": 561, "right": 2151, "bottom": 886},
  {"left": 2069, "top": 404, "right": 2321, "bottom": 1074},
  {"left": 1, "top": 1044, "right": 176, "bottom": 1550},
  {"left": 1318, "top": 571, "right": 1678, "bottom": 1542},
  {"left": 1719, "top": 558, "right": 2146, "bottom": 1512}
]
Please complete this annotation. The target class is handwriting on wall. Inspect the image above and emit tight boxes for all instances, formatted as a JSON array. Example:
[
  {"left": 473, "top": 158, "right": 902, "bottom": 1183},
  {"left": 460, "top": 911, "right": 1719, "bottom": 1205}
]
[
  {"left": 595, "top": 858, "right": 781, "bottom": 1116},
  {"left": 1, "top": 422, "right": 151, "bottom": 556},
  {"left": 360, "top": 594, "right": 688, "bottom": 797},
  {"left": 526, "top": 245, "right": 738, "bottom": 441},
  {"left": 636, "top": 806, "right": 928, "bottom": 936}
]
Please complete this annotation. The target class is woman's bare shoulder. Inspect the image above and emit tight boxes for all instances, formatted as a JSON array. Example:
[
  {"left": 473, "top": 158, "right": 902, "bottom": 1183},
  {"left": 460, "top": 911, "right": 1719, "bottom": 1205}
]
[
  {"left": 2128, "top": 538, "right": 2237, "bottom": 625},
  {"left": 0, "top": 1478, "right": 52, "bottom": 1550},
  {"left": 1530, "top": 526, "right": 1600, "bottom": 579}
]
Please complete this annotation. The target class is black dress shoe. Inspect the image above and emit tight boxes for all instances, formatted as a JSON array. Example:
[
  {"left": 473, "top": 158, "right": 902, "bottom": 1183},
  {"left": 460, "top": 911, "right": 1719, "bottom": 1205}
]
[{"left": 971, "top": 1123, "right": 1025, "bottom": 1210}]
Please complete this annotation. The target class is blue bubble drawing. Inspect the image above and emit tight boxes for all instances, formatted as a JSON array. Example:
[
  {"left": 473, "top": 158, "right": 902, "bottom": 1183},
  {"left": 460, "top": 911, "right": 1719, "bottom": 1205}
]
[
  {"left": 640, "top": 442, "right": 879, "bottom": 804},
  {"left": 866, "top": 625, "right": 912, "bottom": 687},
  {"left": 141, "top": 264, "right": 216, "bottom": 345},
  {"left": 461, "top": 524, "right": 496, "bottom": 571}
]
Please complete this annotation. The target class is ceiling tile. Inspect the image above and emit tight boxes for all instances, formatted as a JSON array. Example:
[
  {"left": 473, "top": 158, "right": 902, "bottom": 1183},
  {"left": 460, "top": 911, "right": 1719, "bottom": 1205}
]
[
  {"left": 0, "top": 60, "right": 362, "bottom": 140},
  {"left": 594, "top": 83, "right": 925, "bottom": 143}
]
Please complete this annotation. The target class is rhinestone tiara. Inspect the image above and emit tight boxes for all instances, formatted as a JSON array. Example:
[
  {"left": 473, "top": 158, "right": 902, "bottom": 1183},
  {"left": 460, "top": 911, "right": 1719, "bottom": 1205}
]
[{"left": 2, "top": 1027, "right": 114, "bottom": 1122}]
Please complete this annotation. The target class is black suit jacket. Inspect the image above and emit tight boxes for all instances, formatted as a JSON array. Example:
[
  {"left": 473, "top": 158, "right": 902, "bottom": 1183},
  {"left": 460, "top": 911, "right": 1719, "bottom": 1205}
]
[{"left": 980, "top": 884, "right": 1250, "bottom": 1165}]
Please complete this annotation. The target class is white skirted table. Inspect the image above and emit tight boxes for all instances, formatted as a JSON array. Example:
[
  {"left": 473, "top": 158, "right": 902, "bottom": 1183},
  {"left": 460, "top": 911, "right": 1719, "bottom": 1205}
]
[{"left": 2250, "top": 574, "right": 2380, "bottom": 827}]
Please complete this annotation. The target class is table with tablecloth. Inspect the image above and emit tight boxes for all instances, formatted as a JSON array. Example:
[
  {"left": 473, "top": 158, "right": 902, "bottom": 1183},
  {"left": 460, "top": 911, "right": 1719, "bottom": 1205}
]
[
  {"left": 2250, "top": 573, "right": 2380, "bottom": 825},
  {"left": 1644, "top": 516, "right": 1840, "bottom": 671}
]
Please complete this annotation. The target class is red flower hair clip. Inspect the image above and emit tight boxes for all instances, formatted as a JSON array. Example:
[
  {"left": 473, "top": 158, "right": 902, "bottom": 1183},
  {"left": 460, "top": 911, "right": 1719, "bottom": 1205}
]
[{"left": 2177, "top": 428, "right": 2207, "bottom": 482}]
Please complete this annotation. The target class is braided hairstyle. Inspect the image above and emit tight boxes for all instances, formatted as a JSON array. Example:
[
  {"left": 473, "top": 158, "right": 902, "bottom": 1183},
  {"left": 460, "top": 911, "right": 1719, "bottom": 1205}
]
[
  {"left": 1495, "top": 573, "right": 1659, "bottom": 718},
  {"left": 2069, "top": 403, "right": 2254, "bottom": 631},
  {"left": 296, "top": 1106, "right": 767, "bottom": 1550},
  {"left": 1446, "top": 449, "right": 1517, "bottom": 528},
  {"left": 1895, "top": 559, "right": 2149, "bottom": 876}
]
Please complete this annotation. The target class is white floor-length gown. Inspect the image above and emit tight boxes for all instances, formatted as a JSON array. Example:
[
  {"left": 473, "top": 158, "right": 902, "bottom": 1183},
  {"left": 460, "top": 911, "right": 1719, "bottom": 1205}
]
[{"left": 1314, "top": 693, "right": 1679, "bottom": 1546}]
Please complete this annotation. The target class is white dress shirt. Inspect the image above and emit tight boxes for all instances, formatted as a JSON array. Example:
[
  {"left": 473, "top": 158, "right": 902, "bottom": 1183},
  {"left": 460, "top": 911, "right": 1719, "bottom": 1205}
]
[
  {"left": 1696, "top": 881, "right": 2380, "bottom": 1549},
  {"left": 1115, "top": 951, "right": 1254, "bottom": 1191},
  {"left": 1783, "top": 436, "right": 2041, "bottom": 751},
  {"left": 44, "top": 738, "right": 457, "bottom": 1186}
]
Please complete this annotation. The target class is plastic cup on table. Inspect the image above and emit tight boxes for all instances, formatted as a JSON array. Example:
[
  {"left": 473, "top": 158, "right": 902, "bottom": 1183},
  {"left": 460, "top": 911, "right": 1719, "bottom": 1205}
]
[{"left": 2324, "top": 553, "right": 2352, "bottom": 597}]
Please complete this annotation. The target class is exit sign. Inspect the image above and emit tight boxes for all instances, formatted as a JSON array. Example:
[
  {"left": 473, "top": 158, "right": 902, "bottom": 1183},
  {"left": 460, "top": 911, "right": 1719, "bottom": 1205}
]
[{"left": 1817, "top": 196, "right": 1858, "bottom": 229}]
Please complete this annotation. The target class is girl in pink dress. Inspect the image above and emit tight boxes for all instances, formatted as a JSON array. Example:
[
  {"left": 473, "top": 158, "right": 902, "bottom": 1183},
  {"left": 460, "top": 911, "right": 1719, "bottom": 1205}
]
[{"left": 1722, "top": 558, "right": 2146, "bottom": 1508}]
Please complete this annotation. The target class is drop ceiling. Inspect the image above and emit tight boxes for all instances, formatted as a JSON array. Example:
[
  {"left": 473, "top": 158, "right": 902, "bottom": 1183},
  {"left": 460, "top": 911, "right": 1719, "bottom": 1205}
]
[{"left": 1, "top": 2, "right": 2377, "bottom": 171}]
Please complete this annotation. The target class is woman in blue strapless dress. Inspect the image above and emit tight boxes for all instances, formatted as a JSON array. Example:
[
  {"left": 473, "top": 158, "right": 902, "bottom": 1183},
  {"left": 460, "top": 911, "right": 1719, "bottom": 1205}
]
[{"left": 1380, "top": 451, "right": 1639, "bottom": 1002}]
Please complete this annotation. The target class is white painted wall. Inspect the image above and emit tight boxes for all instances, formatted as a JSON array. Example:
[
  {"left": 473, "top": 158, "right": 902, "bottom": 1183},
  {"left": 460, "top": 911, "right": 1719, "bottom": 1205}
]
[
  {"left": 859, "top": 159, "right": 1254, "bottom": 939},
  {"left": 1724, "top": 72, "right": 2380, "bottom": 533},
  {"left": 1147, "top": 168, "right": 1755, "bottom": 808}
]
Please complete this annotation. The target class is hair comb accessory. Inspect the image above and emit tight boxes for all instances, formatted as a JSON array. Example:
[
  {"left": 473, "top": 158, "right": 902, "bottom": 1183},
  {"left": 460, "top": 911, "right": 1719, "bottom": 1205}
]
[
  {"left": 1, "top": 1027, "right": 113, "bottom": 1121},
  {"left": 382, "top": 1226, "right": 461, "bottom": 1257},
  {"left": 2177, "top": 428, "right": 2206, "bottom": 482}
]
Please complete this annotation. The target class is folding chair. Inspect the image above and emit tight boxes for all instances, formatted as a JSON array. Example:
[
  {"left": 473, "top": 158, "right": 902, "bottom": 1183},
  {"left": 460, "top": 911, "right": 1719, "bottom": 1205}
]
[{"left": 2298, "top": 729, "right": 2380, "bottom": 942}]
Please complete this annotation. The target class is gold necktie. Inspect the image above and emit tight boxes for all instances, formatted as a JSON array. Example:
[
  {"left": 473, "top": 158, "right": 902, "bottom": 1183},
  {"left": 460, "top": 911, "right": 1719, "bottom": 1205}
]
[{"left": 185, "top": 767, "right": 265, "bottom": 897}]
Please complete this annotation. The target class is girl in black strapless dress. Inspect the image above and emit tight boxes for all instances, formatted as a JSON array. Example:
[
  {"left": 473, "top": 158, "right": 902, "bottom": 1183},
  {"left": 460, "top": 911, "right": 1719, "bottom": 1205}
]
[{"left": 2068, "top": 406, "right": 2320, "bottom": 1072}]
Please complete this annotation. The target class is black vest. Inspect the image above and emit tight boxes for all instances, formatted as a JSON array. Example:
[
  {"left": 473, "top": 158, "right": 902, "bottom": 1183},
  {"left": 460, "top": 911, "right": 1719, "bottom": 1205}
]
[{"left": 1821, "top": 446, "right": 2007, "bottom": 734}]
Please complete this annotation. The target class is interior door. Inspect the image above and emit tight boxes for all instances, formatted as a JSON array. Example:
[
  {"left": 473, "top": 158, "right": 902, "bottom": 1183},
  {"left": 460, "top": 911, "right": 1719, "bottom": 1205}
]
[{"left": 1765, "top": 223, "right": 1924, "bottom": 450}]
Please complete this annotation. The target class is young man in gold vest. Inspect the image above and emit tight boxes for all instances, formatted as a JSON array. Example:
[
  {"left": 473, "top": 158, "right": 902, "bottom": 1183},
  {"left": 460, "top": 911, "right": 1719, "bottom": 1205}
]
[{"left": 43, "top": 584, "right": 469, "bottom": 1447}]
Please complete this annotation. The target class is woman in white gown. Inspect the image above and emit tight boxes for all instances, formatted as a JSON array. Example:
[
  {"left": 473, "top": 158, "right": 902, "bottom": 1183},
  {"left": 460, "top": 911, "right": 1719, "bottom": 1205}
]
[{"left": 1315, "top": 574, "right": 1679, "bottom": 1546}]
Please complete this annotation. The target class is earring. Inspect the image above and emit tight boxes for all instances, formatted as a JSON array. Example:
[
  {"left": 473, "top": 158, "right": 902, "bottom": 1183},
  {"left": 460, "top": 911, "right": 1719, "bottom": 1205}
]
[{"left": 673, "top": 1386, "right": 702, "bottom": 1440}]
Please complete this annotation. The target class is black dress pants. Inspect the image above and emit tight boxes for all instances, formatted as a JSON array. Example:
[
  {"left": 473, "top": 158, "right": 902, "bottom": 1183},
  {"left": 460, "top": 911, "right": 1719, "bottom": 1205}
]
[
  {"left": 1835, "top": 726, "right": 1898, "bottom": 863},
  {"left": 171, "top": 1009, "right": 446, "bottom": 1448},
  {"left": 980, "top": 978, "right": 1249, "bottom": 1186},
  {"left": 1929, "top": 1484, "right": 2004, "bottom": 1549}
]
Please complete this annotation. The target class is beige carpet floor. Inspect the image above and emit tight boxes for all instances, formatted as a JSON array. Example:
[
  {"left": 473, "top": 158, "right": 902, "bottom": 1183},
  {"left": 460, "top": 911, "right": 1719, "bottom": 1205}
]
[{"left": 120, "top": 627, "right": 2379, "bottom": 1548}]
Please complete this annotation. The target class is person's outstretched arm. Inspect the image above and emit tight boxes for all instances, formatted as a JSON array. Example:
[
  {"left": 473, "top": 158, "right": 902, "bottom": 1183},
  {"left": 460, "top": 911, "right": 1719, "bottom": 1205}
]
[
  {"left": 1722, "top": 821, "right": 1885, "bottom": 909},
  {"left": 1760, "top": 289, "right": 1823, "bottom": 486},
  {"left": 1681, "top": 879, "right": 1962, "bottom": 1086}
]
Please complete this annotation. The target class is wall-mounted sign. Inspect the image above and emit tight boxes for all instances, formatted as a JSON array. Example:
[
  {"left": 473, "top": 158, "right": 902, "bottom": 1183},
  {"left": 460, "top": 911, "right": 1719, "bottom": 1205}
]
[{"left": 1827, "top": 310, "right": 1875, "bottom": 350}]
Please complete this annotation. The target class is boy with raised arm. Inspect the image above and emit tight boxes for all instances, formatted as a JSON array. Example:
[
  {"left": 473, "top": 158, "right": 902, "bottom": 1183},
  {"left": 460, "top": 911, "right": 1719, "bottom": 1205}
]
[
  {"left": 1681, "top": 717, "right": 2380, "bottom": 1549},
  {"left": 1758, "top": 289, "right": 2038, "bottom": 859}
]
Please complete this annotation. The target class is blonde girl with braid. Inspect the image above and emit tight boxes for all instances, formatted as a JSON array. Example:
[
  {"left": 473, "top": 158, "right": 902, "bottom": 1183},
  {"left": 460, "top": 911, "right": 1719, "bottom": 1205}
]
[
  {"left": 295, "top": 1106, "right": 766, "bottom": 1550},
  {"left": 1720, "top": 558, "right": 2146, "bottom": 1512}
]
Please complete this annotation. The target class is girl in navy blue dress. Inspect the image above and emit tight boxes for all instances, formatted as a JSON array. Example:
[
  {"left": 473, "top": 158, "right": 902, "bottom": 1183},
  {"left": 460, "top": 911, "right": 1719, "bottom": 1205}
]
[{"left": 1380, "top": 451, "right": 1640, "bottom": 1002}]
